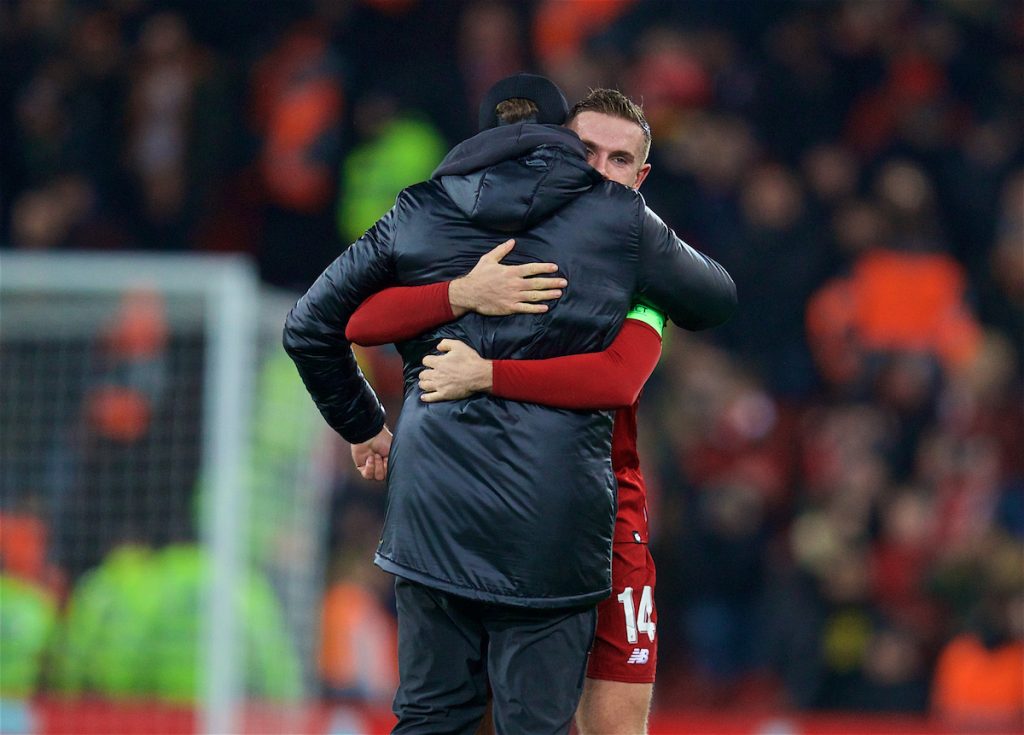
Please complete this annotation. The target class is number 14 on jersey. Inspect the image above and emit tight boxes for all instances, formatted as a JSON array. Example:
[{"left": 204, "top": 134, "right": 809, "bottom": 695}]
[{"left": 617, "top": 585, "right": 655, "bottom": 643}]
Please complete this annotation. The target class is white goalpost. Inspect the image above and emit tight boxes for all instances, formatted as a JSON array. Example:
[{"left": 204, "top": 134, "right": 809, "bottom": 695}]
[{"left": 0, "top": 252, "right": 331, "bottom": 734}]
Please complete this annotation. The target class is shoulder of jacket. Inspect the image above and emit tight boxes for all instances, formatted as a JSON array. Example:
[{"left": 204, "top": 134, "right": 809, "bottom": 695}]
[
  {"left": 586, "top": 179, "right": 645, "bottom": 204},
  {"left": 391, "top": 180, "right": 449, "bottom": 214},
  {"left": 581, "top": 183, "right": 647, "bottom": 242},
  {"left": 617, "top": 187, "right": 648, "bottom": 235},
  {"left": 396, "top": 180, "right": 442, "bottom": 202}
]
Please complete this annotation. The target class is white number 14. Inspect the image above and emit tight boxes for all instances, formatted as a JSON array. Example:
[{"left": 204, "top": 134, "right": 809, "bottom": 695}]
[{"left": 616, "top": 585, "right": 655, "bottom": 644}]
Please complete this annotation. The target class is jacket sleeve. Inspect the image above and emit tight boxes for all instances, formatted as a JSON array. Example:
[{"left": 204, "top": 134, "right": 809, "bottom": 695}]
[
  {"left": 635, "top": 205, "right": 738, "bottom": 330},
  {"left": 282, "top": 207, "right": 399, "bottom": 443}
]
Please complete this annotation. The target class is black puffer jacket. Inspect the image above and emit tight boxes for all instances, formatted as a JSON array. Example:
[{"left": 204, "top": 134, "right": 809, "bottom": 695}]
[{"left": 283, "top": 123, "right": 736, "bottom": 607}]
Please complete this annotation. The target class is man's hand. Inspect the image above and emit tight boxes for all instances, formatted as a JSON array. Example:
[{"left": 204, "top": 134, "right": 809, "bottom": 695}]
[
  {"left": 448, "top": 239, "right": 567, "bottom": 316},
  {"left": 351, "top": 425, "right": 393, "bottom": 481},
  {"left": 419, "top": 340, "right": 492, "bottom": 403}
]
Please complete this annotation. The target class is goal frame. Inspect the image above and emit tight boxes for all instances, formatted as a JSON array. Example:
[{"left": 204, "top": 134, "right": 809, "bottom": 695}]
[{"left": 1, "top": 251, "right": 258, "bottom": 735}]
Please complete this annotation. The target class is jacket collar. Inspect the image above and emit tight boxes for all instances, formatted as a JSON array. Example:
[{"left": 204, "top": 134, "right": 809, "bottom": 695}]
[{"left": 432, "top": 124, "right": 587, "bottom": 179}]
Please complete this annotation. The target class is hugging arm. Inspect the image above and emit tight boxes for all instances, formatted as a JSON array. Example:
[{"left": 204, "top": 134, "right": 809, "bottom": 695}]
[
  {"left": 635, "top": 205, "right": 738, "bottom": 331},
  {"left": 345, "top": 239, "right": 564, "bottom": 345},
  {"left": 350, "top": 276, "right": 663, "bottom": 409},
  {"left": 346, "top": 282, "right": 454, "bottom": 346},
  {"left": 487, "top": 319, "right": 661, "bottom": 409}
]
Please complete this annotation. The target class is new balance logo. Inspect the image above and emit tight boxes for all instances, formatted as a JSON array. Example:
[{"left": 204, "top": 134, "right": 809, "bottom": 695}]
[{"left": 627, "top": 648, "right": 650, "bottom": 664}]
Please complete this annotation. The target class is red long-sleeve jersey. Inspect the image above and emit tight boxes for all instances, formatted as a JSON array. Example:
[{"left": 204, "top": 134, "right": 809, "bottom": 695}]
[{"left": 347, "top": 283, "right": 662, "bottom": 543}]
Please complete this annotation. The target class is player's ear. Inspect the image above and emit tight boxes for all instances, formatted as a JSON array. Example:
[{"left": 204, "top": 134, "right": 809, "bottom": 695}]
[{"left": 634, "top": 163, "right": 651, "bottom": 190}]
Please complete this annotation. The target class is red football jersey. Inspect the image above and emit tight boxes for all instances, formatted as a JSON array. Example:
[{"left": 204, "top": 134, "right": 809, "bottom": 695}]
[{"left": 611, "top": 402, "right": 649, "bottom": 544}]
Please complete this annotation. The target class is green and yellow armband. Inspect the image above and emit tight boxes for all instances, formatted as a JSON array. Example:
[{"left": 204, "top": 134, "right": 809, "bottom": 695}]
[{"left": 626, "top": 301, "right": 667, "bottom": 336}]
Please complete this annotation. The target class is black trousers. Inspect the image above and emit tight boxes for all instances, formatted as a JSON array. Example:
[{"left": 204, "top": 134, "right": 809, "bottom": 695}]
[{"left": 392, "top": 577, "right": 597, "bottom": 735}]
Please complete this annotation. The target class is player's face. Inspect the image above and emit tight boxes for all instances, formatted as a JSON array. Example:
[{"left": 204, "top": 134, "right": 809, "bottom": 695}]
[{"left": 567, "top": 111, "right": 651, "bottom": 190}]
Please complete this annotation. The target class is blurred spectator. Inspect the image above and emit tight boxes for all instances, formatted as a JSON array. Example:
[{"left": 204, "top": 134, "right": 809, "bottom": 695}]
[
  {"left": 124, "top": 11, "right": 237, "bottom": 253},
  {"left": 931, "top": 586, "right": 1024, "bottom": 730},
  {"left": 152, "top": 544, "right": 302, "bottom": 702},
  {"left": 806, "top": 241, "right": 982, "bottom": 399},
  {"left": 533, "top": 0, "right": 636, "bottom": 70},
  {"left": 628, "top": 28, "right": 712, "bottom": 133},
  {"left": 12, "top": 58, "right": 73, "bottom": 188},
  {"left": 800, "top": 143, "right": 862, "bottom": 258},
  {"left": 252, "top": 19, "right": 343, "bottom": 216},
  {"left": 799, "top": 403, "right": 892, "bottom": 498},
  {"left": 336, "top": 92, "right": 445, "bottom": 243},
  {"left": 250, "top": 18, "right": 345, "bottom": 288},
  {"left": 0, "top": 511, "right": 64, "bottom": 598},
  {"left": 458, "top": 1, "right": 528, "bottom": 119},
  {"left": 869, "top": 487, "right": 941, "bottom": 636},
  {"left": 678, "top": 481, "right": 767, "bottom": 694},
  {"left": 64, "top": 9, "right": 125, "bottom": 198},
  {"left": 50, "top": 543, "right": 303, "bottom": 701},
  {"left": 646, "top": 111, "right": 757, "bottom": 237},
  {"left": 715, "top": 162, "right": 829, "bottom": 396},
  {"left": 831, "top": 199, "right": 890, "bottom": 262},
  {"left": 843, "top": 11, "right": 965, "bottom": 161},
  {"left": 9, "top": 174, "right": 133, "bottom": 251},
  {"left": 245, "top": 349, "right": 326, "bottom": 568},
  {"left": 938, "top": 118, "right": 1021, "bottom": 267},
  {"left": 319, "top": 497, "right": 397, "bottom": 704},
  {"left": 0, "top": 573, "right": 57, "bottom": 698},
  {"left": 978, "top": 170, "right": 1024, "bottom": 364},
  {"left": 681, "top": 367, "right": 796, "bottom": 510},
  {"left": 801, "top": 143, "right": 860, "bottom": 214},
  {"left": 49, "top": 544, "right": 161, "bottom": 697},
  {"left": 812, "top": 544, "right": 889, "bottom": 710},
  {"left": 840, "top": 622, "right": 929, "bottom": 712},
  {"left": 757, "top": 10, "right": 847, "bottom": 159},
  {"left": 49, "top": 289, "right": 171, "bottom": 582}
]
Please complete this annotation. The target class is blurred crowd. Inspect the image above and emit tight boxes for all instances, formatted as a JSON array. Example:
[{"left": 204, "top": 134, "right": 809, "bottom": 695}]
[{"left": 2, "top": 0, "right": 1022, "bottom": 726}]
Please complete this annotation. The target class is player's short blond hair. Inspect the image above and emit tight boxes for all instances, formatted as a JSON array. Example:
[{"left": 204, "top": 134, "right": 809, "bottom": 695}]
[{"left": 568, "top": 89, "right": 651, "bottom": 160}]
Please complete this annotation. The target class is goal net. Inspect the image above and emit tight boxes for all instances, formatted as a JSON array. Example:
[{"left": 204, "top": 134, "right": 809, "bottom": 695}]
[{"left": 0, "top": 252, "right": 332, "bottom": 734}]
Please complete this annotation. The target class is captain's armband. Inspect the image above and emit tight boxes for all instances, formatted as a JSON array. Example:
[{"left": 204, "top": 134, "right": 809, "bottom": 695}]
[{"left": 626, "top": 301, "right": 667, "bottom": 336}]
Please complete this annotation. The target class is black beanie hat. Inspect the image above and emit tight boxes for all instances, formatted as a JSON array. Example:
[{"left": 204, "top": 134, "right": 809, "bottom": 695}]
[{"left": 478, "top": 73, "right": 569, "bottom": 131}]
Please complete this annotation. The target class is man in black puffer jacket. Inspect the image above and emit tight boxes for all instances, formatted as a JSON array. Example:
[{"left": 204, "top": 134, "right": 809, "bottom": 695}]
[{"left": 283, "top": 74, "right": 736, "bottom": 734}]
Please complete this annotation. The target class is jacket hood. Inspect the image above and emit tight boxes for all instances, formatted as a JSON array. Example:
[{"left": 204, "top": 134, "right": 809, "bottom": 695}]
[{"left": 432, "top": 124, "right": 603, "bottom": 232}]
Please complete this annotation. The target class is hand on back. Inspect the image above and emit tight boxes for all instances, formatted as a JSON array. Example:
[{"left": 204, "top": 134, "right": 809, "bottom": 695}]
[
  {"left": 449, "top": 239, "right": 566, "bottom": 316},
  {"left": 419, "top": 339, "right": 492, "bottom": 403}
]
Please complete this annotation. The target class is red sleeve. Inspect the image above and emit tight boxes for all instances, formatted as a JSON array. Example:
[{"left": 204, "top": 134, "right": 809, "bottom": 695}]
[
  {"left": 491, "top": 319, "right": 662, "bottom": 409},
  {"left": 345, "top": 282, "right": 454, "bottom": 346}
]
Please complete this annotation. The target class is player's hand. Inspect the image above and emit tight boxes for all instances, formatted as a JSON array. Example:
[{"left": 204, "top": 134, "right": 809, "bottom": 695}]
[
  {"left": 448, "top": 239, "right": 566, "bottom": 316},
  {"left": 419, "top": 340, "right": 493, "bottom": 402},
  {"left": 351, "top": 425, "right": 392, "bottom": 481}
]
